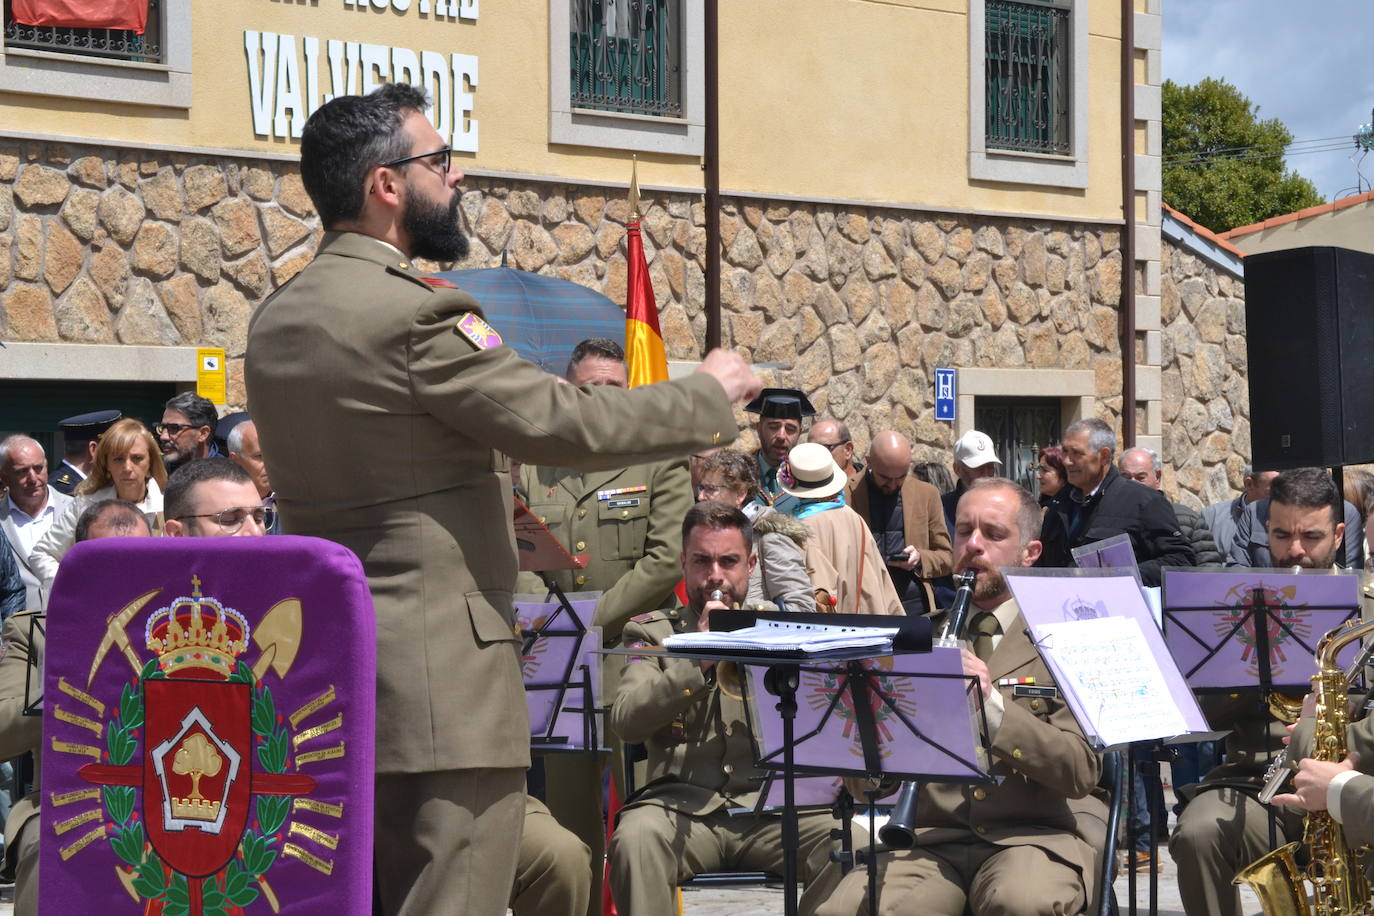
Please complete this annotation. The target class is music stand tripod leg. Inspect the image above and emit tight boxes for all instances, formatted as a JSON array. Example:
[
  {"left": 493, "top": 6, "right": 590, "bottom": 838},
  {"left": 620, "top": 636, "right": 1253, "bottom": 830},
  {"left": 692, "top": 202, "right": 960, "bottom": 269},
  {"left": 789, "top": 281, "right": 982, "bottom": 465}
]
[{"left": 765, "top": 664, "right": 802, "bottom": 916}]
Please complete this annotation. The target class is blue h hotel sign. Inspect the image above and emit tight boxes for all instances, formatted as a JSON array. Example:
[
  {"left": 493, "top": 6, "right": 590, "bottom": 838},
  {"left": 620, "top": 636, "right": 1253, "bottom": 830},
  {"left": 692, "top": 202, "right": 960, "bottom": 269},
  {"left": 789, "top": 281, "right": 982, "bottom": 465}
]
[{"left": 934, "top": 368, "right": 956, "bottom": 422}]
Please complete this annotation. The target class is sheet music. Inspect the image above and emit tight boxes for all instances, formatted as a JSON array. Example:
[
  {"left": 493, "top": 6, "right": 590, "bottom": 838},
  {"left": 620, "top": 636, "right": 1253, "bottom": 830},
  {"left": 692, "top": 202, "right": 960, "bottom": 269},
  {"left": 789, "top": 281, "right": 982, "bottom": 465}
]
[
  {"left": 1038, "top": 615, "right": 1188, "bottom": 746},
  {"left": 664, "top": 619, "right": 896, "bottom": 654}
]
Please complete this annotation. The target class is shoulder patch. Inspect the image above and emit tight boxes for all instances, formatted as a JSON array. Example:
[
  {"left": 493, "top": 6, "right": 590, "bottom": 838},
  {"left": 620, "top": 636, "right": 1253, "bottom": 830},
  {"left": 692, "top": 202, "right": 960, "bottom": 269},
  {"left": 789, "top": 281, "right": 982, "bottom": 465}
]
[
  {"left": 630, "top": 611, "right": 663, "bottom": 624},
  {"left": 455, "top": 312, "right": 503, "bottom": 350},
  {"left": 422, "top": 276, "right": 460, "bottom": 289}
]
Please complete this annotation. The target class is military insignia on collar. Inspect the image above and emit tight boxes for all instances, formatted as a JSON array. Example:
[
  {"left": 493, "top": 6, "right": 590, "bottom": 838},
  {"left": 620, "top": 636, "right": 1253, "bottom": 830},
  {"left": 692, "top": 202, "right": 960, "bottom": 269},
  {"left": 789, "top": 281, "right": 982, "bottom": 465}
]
[
  {"left": 455, "top": 312, "right": 503, "bottom": 349},
  {"left": 422, "top": 276, "right": 459, "bottom": 289}
]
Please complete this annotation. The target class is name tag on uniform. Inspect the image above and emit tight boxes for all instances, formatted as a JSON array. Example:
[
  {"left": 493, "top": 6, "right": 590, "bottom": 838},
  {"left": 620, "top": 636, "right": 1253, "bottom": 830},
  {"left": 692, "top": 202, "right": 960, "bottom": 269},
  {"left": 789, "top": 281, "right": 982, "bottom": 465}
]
[
  {"left": 607, "top": 498, "right": 641, "bottom": 509},
  {"left": 1012, "top": 685, "right": 1058, "bottom": 699},
  {"left": 598, "top": 486, "right": 647, "bottom": 501}
]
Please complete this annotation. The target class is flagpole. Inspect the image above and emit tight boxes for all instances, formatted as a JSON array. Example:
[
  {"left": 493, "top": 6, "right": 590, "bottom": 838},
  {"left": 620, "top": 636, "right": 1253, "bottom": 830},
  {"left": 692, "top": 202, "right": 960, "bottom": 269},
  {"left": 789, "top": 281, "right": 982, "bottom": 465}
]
[{"left": 704, "top": 0, "right": 722, "bottom": 354}]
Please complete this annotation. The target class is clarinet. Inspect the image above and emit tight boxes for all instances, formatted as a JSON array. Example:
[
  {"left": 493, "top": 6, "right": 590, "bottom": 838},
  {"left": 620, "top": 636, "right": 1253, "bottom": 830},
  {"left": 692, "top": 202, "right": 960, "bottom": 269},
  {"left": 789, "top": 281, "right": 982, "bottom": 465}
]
[{"left": 878, "top": 568, "right": 978, "bottom": 849}]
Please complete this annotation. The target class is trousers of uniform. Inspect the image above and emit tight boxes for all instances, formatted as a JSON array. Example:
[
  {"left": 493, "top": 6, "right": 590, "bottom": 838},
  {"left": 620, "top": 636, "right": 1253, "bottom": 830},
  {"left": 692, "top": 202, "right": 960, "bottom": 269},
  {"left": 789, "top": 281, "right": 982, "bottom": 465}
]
[
  {"left": 512, "top": 796, "right": 592, "bottom": 916},
  {"left": 609, "top": 804, "right": 846, "bottom": 916},
  {"left": 374, "top": 767, "right": 525, "bottom": 916},
  {"left": 1169, "top": 786, "right": 1300, "bottom": 916},
  {"left": 12, "top": 813, "right": 36, "bottom": 916},
  {"left": 816, "top": 841, "right": 1086, "bottom": 916},
  {"left": 543, "top": 753, "right": 604, "bottom": 916}
]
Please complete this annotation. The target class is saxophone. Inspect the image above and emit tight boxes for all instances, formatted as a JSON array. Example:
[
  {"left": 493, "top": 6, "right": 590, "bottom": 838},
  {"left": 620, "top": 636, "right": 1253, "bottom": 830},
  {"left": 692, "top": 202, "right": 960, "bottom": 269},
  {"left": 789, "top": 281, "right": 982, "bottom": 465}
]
[{"left": 1235, "top": 617, "right": 1374, "bottom": 916}]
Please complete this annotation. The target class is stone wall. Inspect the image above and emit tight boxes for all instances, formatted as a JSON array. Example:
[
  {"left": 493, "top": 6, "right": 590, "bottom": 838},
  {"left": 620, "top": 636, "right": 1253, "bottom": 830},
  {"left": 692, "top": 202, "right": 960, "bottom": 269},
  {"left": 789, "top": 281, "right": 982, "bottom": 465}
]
[
  {"left": 1158, "top": 240, "right": 1247, "bottom": 510},
  {"left": 2, "top": 137, "right": 1134, "bottom": 476}
]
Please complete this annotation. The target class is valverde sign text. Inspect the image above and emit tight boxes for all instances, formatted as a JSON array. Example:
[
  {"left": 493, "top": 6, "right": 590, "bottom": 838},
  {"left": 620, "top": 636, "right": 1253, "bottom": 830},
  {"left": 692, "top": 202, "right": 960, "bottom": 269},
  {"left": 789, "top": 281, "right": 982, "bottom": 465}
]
[{"left": 244, "top": 0, "right": 479, "bottom": 151}]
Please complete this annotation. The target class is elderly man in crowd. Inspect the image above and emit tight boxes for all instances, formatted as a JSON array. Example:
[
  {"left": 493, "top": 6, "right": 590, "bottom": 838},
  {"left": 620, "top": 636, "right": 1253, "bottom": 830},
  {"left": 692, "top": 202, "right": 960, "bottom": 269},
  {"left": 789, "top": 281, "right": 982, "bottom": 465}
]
[
  {"left": 819, "top": 478, "right": 1107, "bottom": 916},
  {"left": 227, "top": 419, "right": 279, "bottom": 533},
  {"left": 1037, "top": 418, "right": 1195, "bottom": 587},
  {"left": 1118, "top": 447, "right": 1221, "bottom": 566},
  {"left": 608, "top": 501, "right": 850, "bottom": 914},
  {"left": 1201, "top": 464, "right": 1278, "bottom": 559},
  {"left": 847, "top": 430, "right": 952, "bottom": 615},
  {"left": 807, "top": 419, "right": 863, "bottom": 491},
  {"left": 1170, "top": 467, "right": 1340, "bottom": 916},
  {"left": 0, "top": 437, "right": 71, "bottom": 612}
]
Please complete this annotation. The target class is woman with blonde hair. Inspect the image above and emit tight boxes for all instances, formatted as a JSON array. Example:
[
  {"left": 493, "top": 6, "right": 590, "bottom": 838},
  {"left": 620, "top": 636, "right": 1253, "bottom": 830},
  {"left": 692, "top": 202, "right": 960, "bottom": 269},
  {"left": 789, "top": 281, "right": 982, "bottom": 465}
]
[{"left": 30, "top": 418, "right": 167, "bottom": 589}]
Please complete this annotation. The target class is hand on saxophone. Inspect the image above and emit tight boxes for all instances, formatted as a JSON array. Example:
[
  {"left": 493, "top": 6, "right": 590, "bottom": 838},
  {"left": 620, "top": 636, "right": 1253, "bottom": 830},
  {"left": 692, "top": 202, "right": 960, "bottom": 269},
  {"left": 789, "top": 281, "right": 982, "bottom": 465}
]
[{"left": 1271, "top": 752, "right": 1360, "bottom": 813}]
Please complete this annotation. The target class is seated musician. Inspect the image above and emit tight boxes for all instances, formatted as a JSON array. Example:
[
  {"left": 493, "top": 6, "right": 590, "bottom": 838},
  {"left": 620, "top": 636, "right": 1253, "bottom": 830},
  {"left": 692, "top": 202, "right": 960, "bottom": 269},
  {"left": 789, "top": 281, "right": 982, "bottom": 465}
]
[
  {"left": 1271, "top": 746, "right": 1374, "bottom": 847},
  {"left": 607, "top": 501, "right": 850, "bottom": 915},
  {"left": 818, "top": 478, "right": 1107, "bottom": 916},
  {"left": 1170, "top": 467, "right": 1343, "bottom": 916},
  {"left": 0, "top": 500, "right": 151, "bottom": 915}
]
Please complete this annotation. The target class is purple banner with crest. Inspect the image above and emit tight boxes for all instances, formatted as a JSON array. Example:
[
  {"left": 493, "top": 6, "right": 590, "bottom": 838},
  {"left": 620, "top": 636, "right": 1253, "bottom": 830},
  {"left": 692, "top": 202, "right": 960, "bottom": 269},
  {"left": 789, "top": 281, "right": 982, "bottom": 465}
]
[{"left": 40, "top": 536, "right": 376, "bottom": 915}]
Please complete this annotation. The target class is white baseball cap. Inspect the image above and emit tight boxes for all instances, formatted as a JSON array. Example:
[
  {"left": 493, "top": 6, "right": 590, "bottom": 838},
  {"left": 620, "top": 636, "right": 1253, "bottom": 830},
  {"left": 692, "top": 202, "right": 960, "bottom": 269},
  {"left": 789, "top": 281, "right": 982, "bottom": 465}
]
[{"left": 953, "top": 430, "right": 1001, "bottom": 469}]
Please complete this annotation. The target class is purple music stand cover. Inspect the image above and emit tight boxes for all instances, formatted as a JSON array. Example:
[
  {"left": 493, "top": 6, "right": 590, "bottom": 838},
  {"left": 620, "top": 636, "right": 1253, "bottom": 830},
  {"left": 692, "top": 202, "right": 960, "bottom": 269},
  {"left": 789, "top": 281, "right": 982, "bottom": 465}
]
[
  {"left": 516, "top": 597, "right": 600, "bottom": 743},
  {"left": 1007, "top": 568, "right": 1210, "bottom": 746},
  {"left": 548, "top": 628, "right": 604, "bottom": 749},
  {"left": 1161, "top": 568, "right": 1362, "bottom": 691},
  {"left": 40, "top": 536, "right": 376, "bottom": 915},
  {"left": 743, "top": 648, "right": 988, "bottom": 781}
]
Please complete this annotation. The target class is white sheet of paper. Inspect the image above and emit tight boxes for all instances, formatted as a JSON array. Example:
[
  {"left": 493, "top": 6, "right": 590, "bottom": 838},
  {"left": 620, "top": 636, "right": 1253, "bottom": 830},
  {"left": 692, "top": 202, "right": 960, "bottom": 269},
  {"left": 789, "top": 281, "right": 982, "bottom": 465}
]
[{"left": 1038, "top": 615, "right": 1188, "bottom": 746}]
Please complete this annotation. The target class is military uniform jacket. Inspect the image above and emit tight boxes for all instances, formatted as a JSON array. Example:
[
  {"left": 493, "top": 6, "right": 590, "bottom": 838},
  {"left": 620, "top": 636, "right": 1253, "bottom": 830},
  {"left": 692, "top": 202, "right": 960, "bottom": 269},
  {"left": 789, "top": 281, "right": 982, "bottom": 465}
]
[
  {"left": 245, "top": 232, "right": 738, "bottom": 774},
  {"left": 611, "top": 608, "right": 768, "bottom": 817},
  {"left": 0, "top": 612, "right": 42, "bottom": 876},
  {"left": 49, "top": 461, "right": 83, "bottom": 496},
  {"left": 516, "top": 457, "right": 691, "bottom": 645},
  {"left": 916, "top": 600, "right": 1105, "bottom": 884}
]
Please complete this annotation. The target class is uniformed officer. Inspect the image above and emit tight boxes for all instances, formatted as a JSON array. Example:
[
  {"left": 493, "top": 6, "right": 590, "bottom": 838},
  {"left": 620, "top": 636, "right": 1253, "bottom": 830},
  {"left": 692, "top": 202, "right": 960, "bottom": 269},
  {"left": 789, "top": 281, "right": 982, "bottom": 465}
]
[
  {"left": 50, "top": 410, "right": 121, "bottom": 495},
  {"left": 510, "top": 795, "right": 592, "bottom": 916},
  {"left": 608, "top": 501, "right": 849, "bottom": 915},
  {"left": 818, "top": 479, "right": 1107, "bottom": 916},
  {"left": 515, "top": 338, "right": 694, "bottom": 914},
  {"left": 245, "top": 84, "right": 761, "bottom": 916},
  {"left": 745, "top": 388, "right": 815, "bottom": 518}
]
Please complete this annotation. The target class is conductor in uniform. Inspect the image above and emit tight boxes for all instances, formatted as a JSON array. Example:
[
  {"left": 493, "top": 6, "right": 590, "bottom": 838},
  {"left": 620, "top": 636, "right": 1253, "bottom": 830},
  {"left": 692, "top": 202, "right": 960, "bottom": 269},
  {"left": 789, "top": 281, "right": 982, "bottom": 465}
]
[{"left": 244, "top": 83, "right": 761, "bottom": 916}]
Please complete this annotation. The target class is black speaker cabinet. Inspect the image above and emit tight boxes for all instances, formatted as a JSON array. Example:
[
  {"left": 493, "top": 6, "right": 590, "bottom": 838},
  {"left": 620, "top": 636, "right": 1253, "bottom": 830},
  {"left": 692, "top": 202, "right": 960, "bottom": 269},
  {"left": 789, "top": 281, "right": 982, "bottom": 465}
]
[{"left": 1246, "top": 246, "right": 1374, "bottom": 470}]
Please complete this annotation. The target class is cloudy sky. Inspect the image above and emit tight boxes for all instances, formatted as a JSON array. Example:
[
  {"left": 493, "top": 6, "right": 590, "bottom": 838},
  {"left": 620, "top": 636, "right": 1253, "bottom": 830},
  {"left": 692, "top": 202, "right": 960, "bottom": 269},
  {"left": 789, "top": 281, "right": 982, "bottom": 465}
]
[{"left": 1163, "top": 0, "right": 1374, "bottom": 203}]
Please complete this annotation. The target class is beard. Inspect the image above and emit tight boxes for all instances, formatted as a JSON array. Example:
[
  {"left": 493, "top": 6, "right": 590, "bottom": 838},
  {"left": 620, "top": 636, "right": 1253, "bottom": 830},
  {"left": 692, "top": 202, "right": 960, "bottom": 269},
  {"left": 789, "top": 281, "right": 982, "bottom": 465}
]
[{"left": 404, "top": 186, "right": 468, "bottom": 262}]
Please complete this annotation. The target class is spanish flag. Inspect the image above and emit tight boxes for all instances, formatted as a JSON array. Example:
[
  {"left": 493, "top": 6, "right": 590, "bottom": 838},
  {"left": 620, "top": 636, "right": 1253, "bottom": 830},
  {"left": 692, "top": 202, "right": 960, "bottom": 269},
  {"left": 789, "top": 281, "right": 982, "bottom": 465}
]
[{"left": 624, "top": 162, "right": 669, "bottom": 389}]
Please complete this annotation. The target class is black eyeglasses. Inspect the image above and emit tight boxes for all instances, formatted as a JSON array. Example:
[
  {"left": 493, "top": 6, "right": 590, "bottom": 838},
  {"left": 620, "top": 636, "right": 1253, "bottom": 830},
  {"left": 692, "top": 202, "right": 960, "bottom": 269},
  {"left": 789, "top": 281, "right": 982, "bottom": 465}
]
[
  {"left": 814, "top": 441, "right": 849, "bottom": 452},
  {"left": 380, "top": 146, "right": 452, "bottom": 175},
  {"left": 177, "top": 506, "right": 276, "bottom": 533},
  {"left": 155, "top": 422, "right": 205, "bottom": 437}
]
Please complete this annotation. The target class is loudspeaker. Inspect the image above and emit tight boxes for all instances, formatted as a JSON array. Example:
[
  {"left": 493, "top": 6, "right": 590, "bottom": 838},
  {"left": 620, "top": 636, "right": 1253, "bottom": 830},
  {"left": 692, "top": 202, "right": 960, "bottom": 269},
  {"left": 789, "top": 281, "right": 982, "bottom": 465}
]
[{"left": 1246, "top": 246, "right": 1374, "bottom": 469}]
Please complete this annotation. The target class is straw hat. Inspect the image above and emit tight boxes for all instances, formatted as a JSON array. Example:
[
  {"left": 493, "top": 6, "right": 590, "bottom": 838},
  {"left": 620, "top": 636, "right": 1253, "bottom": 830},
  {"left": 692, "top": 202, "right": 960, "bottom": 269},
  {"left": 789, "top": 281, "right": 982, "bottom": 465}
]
[{"left": 779, "top": 443, "right": 848, "bottom": 500}]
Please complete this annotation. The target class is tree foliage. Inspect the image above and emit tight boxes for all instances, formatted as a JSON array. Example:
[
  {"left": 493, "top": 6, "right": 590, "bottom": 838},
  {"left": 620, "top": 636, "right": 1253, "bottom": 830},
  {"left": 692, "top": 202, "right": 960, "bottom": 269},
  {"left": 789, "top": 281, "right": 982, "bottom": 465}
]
[{"left": 1162, "top": 77, "right": 1325, "bottom": 234}]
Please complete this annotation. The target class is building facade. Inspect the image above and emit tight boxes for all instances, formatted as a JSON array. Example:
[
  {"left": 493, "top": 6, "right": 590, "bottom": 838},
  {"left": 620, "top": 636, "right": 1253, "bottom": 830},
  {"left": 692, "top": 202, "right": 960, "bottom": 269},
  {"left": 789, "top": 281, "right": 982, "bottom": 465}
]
[{"left": 1, "top": 0, "right": 1177, "bottom": 499}]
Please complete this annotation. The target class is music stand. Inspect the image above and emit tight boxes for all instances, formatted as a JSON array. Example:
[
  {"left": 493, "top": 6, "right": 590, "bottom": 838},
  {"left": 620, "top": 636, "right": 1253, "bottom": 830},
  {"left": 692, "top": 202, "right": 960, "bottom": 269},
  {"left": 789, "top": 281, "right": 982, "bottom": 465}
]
[{"left": 22, "top": 613, "right": 43, "bottom": 718}]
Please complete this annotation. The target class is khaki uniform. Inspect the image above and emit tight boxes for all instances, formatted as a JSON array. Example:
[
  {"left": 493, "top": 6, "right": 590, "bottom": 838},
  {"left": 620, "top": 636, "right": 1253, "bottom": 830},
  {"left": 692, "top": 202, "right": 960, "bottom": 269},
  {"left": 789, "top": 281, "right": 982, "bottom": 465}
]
[
  {"left": 608, "top": 607, "right": 849, "bottom": 916},
  {"left": 245, "top": 231, "right": 737, "bottom": 916},
  {"left": 819, "top": 599, "right": 1106, "bottom": 916},
  {"left": 515, "top": 457, "right": 692, "bottom": 914},
  {"left": 0, "top": 613, "right": 43, "bottom": 916},
  {"left": 1170, "top": 692, "right": 1303, "bottom": 916},
  {"left": 511, "top": 795, "right": 592, "bottom": 916}
]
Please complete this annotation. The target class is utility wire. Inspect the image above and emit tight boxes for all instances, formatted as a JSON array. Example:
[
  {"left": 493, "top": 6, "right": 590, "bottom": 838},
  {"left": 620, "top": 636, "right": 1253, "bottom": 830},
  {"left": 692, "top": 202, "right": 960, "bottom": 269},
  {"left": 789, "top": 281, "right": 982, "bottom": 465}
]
[
  {"left": 1162, "top": 133, "right": 1351, "bottom": 162},
  {"left": 1164, "top": 142, "right": 1353, "bottom": 169}
]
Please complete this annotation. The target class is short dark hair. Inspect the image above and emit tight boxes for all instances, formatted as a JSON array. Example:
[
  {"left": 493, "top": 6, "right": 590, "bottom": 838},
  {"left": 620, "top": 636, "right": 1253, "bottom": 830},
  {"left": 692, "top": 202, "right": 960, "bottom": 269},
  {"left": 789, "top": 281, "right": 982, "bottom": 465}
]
[
  {"left": 1270, "top": 467, "right": 1341, "bottom": 527},
  {"left": 165, "top": 392, "right": 218, "bottom": 432},
  {"left": 74, "top": 499, "right": 149, "bottom": 542},
  {"left": 165, "top": 457, "right": 253, "bottom": 520},
  {"left": 682, "top": 500, "right": 754, "bottom": 553},
  {"left": 300, "top": 83, "right": 430, "bottom": 227},
  {"left": 566, "top": 338, "right": 626, "bottom": 379}
]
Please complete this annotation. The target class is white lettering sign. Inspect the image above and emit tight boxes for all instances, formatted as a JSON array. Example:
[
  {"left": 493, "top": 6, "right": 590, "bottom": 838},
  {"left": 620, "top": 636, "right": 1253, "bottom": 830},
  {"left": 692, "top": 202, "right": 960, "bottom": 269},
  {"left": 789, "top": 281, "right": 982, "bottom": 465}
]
[{"left": 243, "top": 30, "right": 479, "bottom": 151}]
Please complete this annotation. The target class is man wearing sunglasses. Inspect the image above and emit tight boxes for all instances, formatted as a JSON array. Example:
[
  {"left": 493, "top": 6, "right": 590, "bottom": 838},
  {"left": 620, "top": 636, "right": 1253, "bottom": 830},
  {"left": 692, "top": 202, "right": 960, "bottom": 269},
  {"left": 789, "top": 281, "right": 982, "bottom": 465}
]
[
  {"left": 246, "top": 83, "right": 761, "bottom": 916},
  {"left": 156, "top": 392, "right": 220, "bottom": 474},
  {"left": 162, "top": 458, "right": 271, "bottom": 539}
]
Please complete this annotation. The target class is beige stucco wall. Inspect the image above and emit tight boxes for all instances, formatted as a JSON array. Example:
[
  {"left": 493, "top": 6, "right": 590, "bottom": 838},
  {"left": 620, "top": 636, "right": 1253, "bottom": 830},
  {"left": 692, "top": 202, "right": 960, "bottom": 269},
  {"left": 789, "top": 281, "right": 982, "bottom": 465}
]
[
  {"left": 1, "top": 0, "right": 1124, "bottom": 223},
  {"left": 1226, "top": 202, "right": 1374, "bottom": 257}
]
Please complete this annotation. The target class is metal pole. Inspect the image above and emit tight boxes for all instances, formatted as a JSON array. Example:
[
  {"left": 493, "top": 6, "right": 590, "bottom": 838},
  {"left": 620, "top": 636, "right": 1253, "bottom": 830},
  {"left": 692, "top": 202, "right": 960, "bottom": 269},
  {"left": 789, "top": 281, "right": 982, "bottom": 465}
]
[
  {"left": 1119, "top": 0, "right": 1137, "bottom": 447},
  {"left": 703, "top": 0, "right": 722, "bottom": 353}
]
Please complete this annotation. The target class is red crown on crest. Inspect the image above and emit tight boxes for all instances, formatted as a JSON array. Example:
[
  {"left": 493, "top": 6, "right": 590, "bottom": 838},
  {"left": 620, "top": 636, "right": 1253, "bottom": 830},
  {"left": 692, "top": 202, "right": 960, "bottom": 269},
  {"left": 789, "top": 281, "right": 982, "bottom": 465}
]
[{"left": 144, "top": 576, "right": 251, "bottom": 677}]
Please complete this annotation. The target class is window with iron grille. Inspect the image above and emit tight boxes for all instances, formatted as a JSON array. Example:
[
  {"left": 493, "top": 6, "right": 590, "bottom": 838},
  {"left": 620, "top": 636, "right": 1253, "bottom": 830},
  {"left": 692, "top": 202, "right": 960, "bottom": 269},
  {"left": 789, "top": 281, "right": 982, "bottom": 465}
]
[
  {"left": 569, "top": 0, "right": 681, "bottom": 119},
  {"left": 3, "top": 0, "right": 163, "bottom": 64},
  {"left": 984, "top": 0, "right": 1069, "bottom": 156}
]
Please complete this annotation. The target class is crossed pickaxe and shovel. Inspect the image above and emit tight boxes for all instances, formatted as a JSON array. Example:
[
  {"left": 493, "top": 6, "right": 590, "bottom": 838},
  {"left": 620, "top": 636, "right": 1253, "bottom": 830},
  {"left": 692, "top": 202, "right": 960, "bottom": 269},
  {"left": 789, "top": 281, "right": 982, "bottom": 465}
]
[{"left": 87, "top": 590, "right": 303, "bottom": 690}]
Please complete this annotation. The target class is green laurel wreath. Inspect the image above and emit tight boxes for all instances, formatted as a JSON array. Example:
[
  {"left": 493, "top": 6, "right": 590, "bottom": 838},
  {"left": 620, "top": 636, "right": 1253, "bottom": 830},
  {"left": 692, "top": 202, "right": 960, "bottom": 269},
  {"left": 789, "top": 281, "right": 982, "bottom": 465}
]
[{"left": 99, "top": 660, "right": 292, "bottom": 916}]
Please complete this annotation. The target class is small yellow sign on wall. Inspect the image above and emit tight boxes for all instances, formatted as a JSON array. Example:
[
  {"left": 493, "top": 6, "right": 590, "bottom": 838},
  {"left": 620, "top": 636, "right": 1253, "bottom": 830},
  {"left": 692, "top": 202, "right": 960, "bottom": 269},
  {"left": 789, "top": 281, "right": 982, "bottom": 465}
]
[{"left": 196, "top": 348, "right": 227, "bottom": 405}]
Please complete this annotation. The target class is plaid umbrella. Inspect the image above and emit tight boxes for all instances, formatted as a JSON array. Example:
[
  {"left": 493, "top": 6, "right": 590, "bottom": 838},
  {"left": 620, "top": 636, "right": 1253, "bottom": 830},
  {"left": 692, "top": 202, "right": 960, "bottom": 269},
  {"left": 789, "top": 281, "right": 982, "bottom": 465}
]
[{"left": 431, "top": 263, "right": 626, "bottom": 374}]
